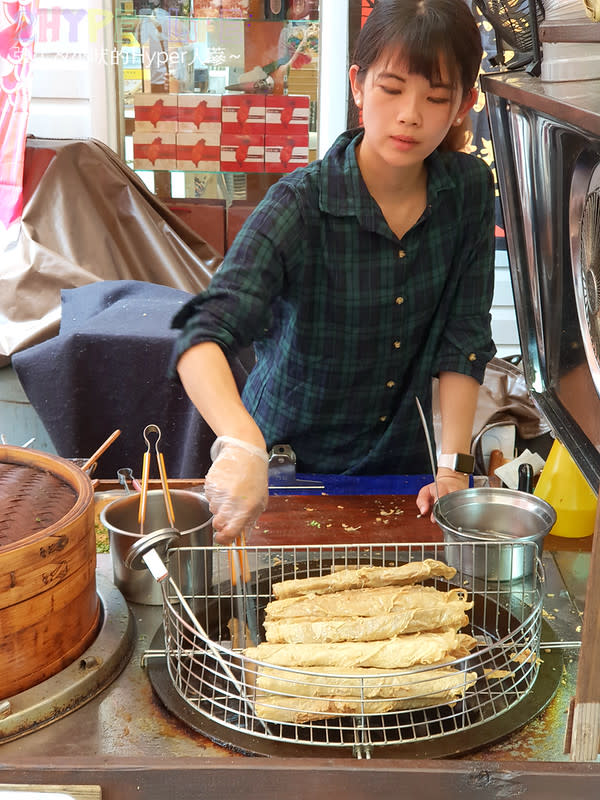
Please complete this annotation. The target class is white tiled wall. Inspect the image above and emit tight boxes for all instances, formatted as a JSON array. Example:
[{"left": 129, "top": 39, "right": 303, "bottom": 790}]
[{"left": 28, "top": 0, "right": 117, "bottom": 149}]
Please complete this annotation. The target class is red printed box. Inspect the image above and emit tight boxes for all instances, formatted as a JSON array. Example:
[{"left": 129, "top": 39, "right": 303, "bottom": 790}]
[
  {"left": 265, "top": 134, "right": 309, "bottom": 173},
  {"left": 178, "top": 94, "right": 222, "bottom": 132},
  {"left": 134, "top": 93, "right": 178, "bottom": 132},
  {"left": 133, "top": 132, "right": 176, "bottom": 169},
  {"left": 220, "top": 134, "right": 264, "bottom": 172},
  {"left": 221, "top": 94, "right": 265, "bottom": 134},
  {"left": 177, "top": 132, "right": 221, "bottom": 170},
  {"left": 220, "top": 0, "right": 249, "bottom": 16},
  {"left": 193, "top": 0, "right": 220, "bottom": 16},
  {"left": 265, "top": 95, "right": 310, "bottom": 135}
]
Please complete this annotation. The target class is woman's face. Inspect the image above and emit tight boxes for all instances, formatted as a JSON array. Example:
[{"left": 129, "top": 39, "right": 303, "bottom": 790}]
[{"left": 349, "top": 52, "right": 476, "bottom": 170}]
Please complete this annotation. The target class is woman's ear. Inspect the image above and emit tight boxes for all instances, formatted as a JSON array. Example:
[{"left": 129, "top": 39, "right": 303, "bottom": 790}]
[
  {"left": 349, "top": 64, "right": 363, "bottom": 109},
  {"left": 454, "top": 87, "right": 478, "bottom": 125}
]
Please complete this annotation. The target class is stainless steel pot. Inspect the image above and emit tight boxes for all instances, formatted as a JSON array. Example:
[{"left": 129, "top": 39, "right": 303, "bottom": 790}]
[
  {"left": 433, "top": 487, "right": 557, "bottom": 581},
  {"left": 100, "top": 489, "right": 213, "bottom": 605}
]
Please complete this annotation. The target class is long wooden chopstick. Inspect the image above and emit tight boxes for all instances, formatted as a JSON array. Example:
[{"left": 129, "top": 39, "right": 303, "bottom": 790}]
[
  {"left": 229, "top": 534, "right": 257, "bottom": 649},
  {"left": 138, "top": 448, "right": 151, "bottom": 533},
  {"left": 81, "top": 429, "right": 121, "bottom": 472}
]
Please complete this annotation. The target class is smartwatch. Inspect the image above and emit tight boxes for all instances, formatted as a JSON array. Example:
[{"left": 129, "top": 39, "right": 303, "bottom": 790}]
[{"left": 437, "top": 453, "right": 475, "bottom": 475}]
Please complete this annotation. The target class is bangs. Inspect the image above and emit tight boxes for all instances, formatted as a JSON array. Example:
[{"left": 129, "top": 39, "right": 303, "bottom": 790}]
[{"left": 380, "top": 32, "right": 462, "bottom": 90}]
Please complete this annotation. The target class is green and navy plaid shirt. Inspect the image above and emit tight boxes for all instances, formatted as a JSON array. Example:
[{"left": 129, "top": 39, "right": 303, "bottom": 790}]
[{"left": 172, "top": 129, "right": 496, "bottom": 475}]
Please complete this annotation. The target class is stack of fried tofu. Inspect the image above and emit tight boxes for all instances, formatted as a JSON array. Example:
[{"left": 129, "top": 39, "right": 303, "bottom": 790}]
[{"left": 244, "top": 559, "right": 478, "bottom": 723}]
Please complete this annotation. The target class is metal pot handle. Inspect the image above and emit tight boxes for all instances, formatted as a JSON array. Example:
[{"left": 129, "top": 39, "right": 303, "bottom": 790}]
[{"left": 536, "top": 553, "right": 546, "bottom": 585}]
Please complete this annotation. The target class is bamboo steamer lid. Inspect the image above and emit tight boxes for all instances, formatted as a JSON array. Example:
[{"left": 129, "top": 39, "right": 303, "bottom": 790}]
[{"left": 0, "top": 445, "right": 100, "bottom": 699}]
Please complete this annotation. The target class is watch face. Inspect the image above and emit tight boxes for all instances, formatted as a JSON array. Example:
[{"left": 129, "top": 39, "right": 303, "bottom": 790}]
[{"left": 455, "top": 453, "right": 475, "bottom": 474}]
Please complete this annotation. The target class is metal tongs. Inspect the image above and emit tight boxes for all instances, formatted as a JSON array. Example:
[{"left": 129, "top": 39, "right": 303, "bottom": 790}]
[{"left": 138, "top": 424, "right": 175, "bottom": 536}]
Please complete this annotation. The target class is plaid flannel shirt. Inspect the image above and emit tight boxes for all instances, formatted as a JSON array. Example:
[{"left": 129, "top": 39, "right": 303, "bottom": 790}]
[{"left": 172, "top": 129, "right": 496, "bottom": 474}]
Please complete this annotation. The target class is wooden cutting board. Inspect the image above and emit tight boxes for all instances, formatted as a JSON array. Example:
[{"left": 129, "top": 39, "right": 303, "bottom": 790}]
[{"left": 246, "top": 494, "right": 442, "bottom": 546}]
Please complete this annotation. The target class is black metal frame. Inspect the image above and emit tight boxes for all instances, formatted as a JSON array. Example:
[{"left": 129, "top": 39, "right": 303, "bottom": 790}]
[{"left": 472, "top": 0, "right": 544, "bottom": 76}]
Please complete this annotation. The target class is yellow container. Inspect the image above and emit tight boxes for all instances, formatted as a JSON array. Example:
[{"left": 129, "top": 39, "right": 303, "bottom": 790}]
[{"left": 534, "top": 440, "right": 598, "bottom": 538}]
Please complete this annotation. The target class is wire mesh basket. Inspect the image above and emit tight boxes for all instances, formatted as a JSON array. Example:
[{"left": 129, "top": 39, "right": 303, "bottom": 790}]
[{"left": 156, "top": 541, "right": 543, "bottom": 756}]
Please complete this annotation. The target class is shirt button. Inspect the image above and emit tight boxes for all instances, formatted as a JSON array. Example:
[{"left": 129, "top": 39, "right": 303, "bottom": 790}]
[
  {"left": 386, "top": 380, "right": 396, "bottom": 388},
  {"left": 468, "top": 353, "right": 477, "bottom": 361},
  {"left": 393, "top": 340, "right": 401, "bottom": 349},
  {"left": 379, "top": 415, "right": 387, "bottom": 422},
  {"left": 395, "top": 296, "right": 404, "bottom": 305},
  {"left": 398, "top": 250, "right": 406, "bottom": 258}
]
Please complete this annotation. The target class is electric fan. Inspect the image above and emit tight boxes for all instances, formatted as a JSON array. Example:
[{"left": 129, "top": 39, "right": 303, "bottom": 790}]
[
  {"left": 570, "top": 157, "right": 600, "bottom": 398},
  {"left": 472, "top": 0, "right": 544, "bottom": 75}
]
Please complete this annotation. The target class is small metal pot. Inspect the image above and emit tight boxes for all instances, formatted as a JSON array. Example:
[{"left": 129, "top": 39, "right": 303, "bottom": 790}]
[
  {"left": 100, "top": 489, "right": 213, "bottom": 605},
  {"left": 433, "top": 487, "right": 557, "bottom": 581}
]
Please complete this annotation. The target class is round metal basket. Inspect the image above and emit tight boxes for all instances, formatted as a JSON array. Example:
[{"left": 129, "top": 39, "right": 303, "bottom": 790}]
[{"left": 154, "top": 542, "right": 545, "bottom": 757}]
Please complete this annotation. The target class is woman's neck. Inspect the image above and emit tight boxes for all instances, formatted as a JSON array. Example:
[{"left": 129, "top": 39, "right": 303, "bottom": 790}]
[
  {"left": 355, "top": 141, "right": 428, "bottom": 239},
  {"left": 355, "top": 141, "right": 426, "bottom": 202}
]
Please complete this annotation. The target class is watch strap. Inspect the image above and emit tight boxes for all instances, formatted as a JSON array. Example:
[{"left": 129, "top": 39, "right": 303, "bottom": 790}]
[{"left": 437, "top": 452, "right": 475, "bottom": 474}]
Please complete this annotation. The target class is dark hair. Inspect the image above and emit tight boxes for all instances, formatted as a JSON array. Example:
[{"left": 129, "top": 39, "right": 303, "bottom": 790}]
[{"left": 352, "top": 0, "right": 483, "bottom": 97}]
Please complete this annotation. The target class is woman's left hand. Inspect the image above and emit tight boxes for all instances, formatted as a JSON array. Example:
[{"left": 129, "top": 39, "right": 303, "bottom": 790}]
[{"left": 416, "top": 470, "right": 470, "bottom": 519}]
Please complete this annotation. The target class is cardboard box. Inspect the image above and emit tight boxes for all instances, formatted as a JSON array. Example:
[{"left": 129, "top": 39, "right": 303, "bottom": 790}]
[
  {"left": 133, "top": 132, "right": 177, "bottom": 169},
  {"left": 178, "top": 93, "right": 222, "bottom": 132},
  {"left": 220, "top": 0, "right": 249, "bottom": 16},
  {"left": 265, "top": 134, "right": 309, "bottom": 173},
  {"left": 193, "top": 0, "right": 221, "bottom": 16},
  {"left": 220, "top": 134, "right": 264, "bottom": 172},
  {"left": 265, "top": 95, "right": 310, "bottom": 135},
  {"left": 177, "top": 132, "right": 221, "bottom": 170},
  {"left": 222, "top": 93, "right": 265, "bottom": 134},
  {"left": 167, "top": 199, "right": 226, "bottom": 257},
  {"left": 133, "top": 93, "right": 178, "bottom": 132}
]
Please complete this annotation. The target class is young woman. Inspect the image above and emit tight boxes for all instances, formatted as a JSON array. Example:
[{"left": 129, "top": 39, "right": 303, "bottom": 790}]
[{"left": 172, "top": 0, "right": 496, "bottom": 544}]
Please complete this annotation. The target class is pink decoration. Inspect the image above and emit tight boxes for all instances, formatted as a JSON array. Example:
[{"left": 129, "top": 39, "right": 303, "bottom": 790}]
[{"left": 0, "top": 0, "right": 38, "bottom": 229}]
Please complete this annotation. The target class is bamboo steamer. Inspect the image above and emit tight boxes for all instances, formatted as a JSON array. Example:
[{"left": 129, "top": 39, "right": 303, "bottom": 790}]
[{"left": 0, "top": 445, "right": 100, "bottom": 700}]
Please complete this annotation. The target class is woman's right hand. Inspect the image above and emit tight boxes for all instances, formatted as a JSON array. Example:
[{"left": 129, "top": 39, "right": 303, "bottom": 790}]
[{"left": 204, "top": 436, "right": 269, "bottom": 545}]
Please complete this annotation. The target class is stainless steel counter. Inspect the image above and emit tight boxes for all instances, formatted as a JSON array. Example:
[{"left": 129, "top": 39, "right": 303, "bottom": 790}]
[
  {"left": 481, "top": 72, "right": 600, "bottom": 136},
  {"left": 0, "top": 551, "right": 600, "bottom": 797}
]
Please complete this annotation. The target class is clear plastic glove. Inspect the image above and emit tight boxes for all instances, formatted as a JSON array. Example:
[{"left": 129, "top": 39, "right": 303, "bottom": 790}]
[
  {"left": 205, "top": 436, "right": 269, "bottom": 545},
  {"left": 416, "top": 472, "right": 469, "bottom": 520}
]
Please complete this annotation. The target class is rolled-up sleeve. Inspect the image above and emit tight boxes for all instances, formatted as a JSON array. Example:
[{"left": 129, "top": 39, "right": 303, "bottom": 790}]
[{"left": 170, "top": 180, "right": 304, "bottom": 373}]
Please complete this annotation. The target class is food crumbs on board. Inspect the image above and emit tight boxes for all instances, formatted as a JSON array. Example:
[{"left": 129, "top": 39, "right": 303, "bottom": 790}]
[
  {"left": 337, "top": 505, "right": 344, "bottom": 509},
  {"left": 342, "top": 524, "right": 361, "bottom": 532},
  {"left": 576, "top": 625, "right": 582, "bottom": 633},
  {"left": 416, "top": 513, "right": 422, "bottom": 518},
  {"left": 546, "top": 593, "right": 555, "bottom": 597},
  {"left": 308, "top": 520, "right": 321, "bottom": 528},
  {"left": 305, "top": 507, "right": 314, "bottom": 512}
]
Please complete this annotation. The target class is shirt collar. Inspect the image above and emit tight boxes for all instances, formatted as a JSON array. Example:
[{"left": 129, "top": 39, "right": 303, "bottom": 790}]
[{"left": 319, "top": 128, "right": 458, "bottom": 220}]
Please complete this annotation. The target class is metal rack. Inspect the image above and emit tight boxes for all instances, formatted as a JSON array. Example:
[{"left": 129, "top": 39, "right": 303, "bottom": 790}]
[{"left": 145, "top": 542, "right": 544, "bottom": 758}]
